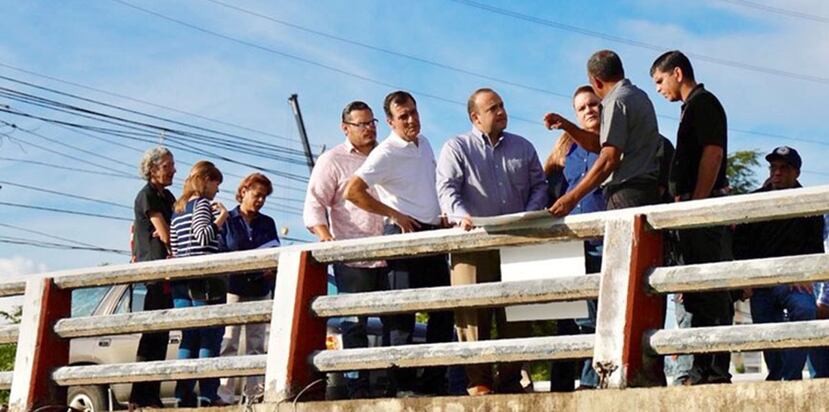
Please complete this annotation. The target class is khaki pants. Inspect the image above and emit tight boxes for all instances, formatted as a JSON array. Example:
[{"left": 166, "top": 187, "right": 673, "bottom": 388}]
[{"left": 451, "top": 251, "right": 529, "bottom": 393}]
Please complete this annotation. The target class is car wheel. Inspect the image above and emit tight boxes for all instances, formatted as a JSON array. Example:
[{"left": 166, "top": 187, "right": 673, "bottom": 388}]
[{"left": 67, "top": 385, "right": 108, "bottom": 412}]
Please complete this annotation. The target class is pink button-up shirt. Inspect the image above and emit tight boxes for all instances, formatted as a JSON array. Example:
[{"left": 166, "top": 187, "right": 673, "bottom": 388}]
[{"left": 303, "top": 141, "right": 385, "bottom": 268}]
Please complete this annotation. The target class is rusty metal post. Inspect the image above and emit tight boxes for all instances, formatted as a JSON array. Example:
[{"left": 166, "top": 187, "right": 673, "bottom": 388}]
[
  {"left": 264, "top": 250, "right": 328, "bottom": 403},
  {"left": 593, "top": 215, "right": 665, "bottom": 388},
  {"left": 9, "top": 277, "right": 71, "bottom": 411}
]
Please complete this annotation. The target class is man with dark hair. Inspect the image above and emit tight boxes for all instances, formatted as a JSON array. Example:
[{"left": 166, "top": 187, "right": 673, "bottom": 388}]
[
  {"left": 734, "top": 146, "right": 826, "bottom": 380},
  {"left": 304, "top": 100, "right": 387, "bottom": 398},
  {"left": 545, "top": 49, "right": 661, "bottom": 214},
  {"left": 436, "top": 88, "right": 547, "bottom": 395},
  {"left": 345, "top": 91, "right": 453, "bottom": 397},
  {"left": 651, "top": 49, "right": 733, "bottom": 385}
]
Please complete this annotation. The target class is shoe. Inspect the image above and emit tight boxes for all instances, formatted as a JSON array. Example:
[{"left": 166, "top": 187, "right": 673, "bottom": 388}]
[{"left": 467, "top": 385, "right": 493, "bottom": 396}]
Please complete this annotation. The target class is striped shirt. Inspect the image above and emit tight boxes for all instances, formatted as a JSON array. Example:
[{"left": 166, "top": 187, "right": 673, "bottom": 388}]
[{"left": 171, "top": 197, "right": 220, "bottom": 257}]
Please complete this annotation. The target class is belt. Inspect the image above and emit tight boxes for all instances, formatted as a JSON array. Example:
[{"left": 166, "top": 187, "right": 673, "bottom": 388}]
[{"left": 677, "top": 188, "right": 729, "bottom": 201}]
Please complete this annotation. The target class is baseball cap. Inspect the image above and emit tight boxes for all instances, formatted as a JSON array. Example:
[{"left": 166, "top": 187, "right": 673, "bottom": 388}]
[{"left": 765, "top": 146, "right": 802, "bottom": 170}]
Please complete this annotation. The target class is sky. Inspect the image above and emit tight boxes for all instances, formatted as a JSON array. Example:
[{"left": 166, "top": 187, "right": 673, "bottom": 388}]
[{"left": 1, "top": 0, "right": 828, "bottom": 299}]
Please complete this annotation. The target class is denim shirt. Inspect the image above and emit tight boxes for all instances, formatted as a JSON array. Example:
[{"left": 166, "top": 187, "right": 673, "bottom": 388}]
[
  {"left": 561, "top": 144, "right": 606, "bottom": 215},
  {"left": 562, "top": 144, "right": 606, "bottom": 255},
  {"left": 219, "top": 206, "right": 279, "bottom": 297}
]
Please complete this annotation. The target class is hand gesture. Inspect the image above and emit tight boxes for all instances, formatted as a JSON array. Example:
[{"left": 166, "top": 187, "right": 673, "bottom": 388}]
[
  {"left": 543, "top": 112, "right": 569, "bottom": 130},
  {"left": 212, "top": 201, "right": 229, "bottom": 226}
]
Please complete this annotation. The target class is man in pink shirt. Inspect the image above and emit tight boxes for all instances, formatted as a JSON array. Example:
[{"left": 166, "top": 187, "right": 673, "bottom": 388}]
[{"left": 303, "top": 101, "right": 387, "bottom": 399}]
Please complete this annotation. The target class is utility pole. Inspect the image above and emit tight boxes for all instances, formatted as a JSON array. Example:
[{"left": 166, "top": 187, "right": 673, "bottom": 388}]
[{"left": 288, "top": 94, "right": 315, "bottom": 174}]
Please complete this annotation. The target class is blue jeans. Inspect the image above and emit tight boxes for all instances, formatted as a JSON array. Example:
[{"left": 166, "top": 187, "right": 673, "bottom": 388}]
[
  {"left": 172, "top": 282, "right": 225, "bottom": 405},
  {"left": 750, "top": 286, "right": 816, "bottom": 380}
]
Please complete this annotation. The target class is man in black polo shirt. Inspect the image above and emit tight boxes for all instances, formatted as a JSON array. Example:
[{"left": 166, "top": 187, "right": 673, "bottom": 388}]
[
  {"left": 130, "top": 147, "right": 176, "bottom": 406},
  {"left": 651, "top": 50, "right": 733, "bottom": 385}
]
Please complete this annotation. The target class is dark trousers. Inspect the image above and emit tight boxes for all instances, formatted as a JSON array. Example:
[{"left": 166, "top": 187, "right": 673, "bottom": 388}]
[
  {"left": 678, "top": 226, "right": 734, "bottom": 384},
  {"left": 332, "top": 263, "right": 389, "bottom": 395},
  {"left": 549, "top": 319, "right": 580, "bottom": 392},
  {"left": 551, "top": 243, "right": 601, "bottom": 391},
  {"left": 130, "top": 281, "right": 172, "bottom": 405},
  {"left": 383, "top": 223, "right": 454, "bottom": 394},
  {"left": 604, "top": 180, "right": 660, "bottom": 210}
]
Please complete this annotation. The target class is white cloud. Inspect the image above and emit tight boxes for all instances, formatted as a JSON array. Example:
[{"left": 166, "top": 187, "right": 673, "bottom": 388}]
[
  {"left": 0, "top": 256, "right": 45, "bottom": 323},
  {"left": 0, "top": 256, "right": 47, "bottom": 280}
]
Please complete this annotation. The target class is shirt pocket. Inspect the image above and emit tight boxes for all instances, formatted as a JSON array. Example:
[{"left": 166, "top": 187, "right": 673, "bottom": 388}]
[{"left": 505, "top": 158, "right": 529, "bottom": 191}]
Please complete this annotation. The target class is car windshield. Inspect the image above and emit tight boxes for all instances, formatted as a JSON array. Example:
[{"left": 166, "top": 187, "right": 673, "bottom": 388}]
[{"left": 71, "top": 286, "right": 109, "bottom": 317}]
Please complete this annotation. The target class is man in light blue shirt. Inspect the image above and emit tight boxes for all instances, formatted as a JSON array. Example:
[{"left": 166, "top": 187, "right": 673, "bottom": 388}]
[{"left": 436, "top": 88, "right": 547, "bottom": 395}]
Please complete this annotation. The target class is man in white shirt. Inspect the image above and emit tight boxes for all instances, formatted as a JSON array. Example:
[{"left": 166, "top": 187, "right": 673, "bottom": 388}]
[{"left": 345, "top": 90, "right": 453, "bottom": 396}]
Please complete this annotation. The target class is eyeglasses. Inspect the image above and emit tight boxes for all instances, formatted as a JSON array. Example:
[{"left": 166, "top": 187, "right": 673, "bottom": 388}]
[{"left": 344, "top": 119, "right": 378, "bottom": 129}]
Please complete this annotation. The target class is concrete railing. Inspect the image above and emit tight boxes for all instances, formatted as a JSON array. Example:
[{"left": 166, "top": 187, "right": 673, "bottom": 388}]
[{"left": 2, "top": 185, "right": 829, "bottom": 409}]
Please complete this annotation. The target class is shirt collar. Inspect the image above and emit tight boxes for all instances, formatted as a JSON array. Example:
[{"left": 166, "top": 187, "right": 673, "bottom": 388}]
[
  {"left": 388, "top": 130, "right": 419, "bottom": 148},
  {"left": 471, "top": 126, "right": 505, "bottom": 148},
  {"left": 681, "top": 83, "right": 706, "bottom": 111},
  {"left": 602, "top": 78, "right": 630, "bottom": 106},
  {"left": 344, "top": 139, "right": 359, "bottom": 153}
]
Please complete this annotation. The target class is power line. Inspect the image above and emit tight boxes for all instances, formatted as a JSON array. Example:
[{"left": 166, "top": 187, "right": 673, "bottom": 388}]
[
  {"left": 0, "top": 201, "right": 132, "bottom": 222},
  {"left": 205, "top": 0, "right": 570, "bottom": 99},
  {"left": 0, "top": 76, "right": 311, "bottom": 159},
  {"left": 0, "top": 62, "right": 322, "bottom": 149},
  {"left": 0, "top": 106, "right": 310, "bottom": 183},
  {"left": 51, "top": 122, "right": 310, "bottom": 195},
  {"left": 107, "top": 0, "right": 829, "bottom": 150},
  {"left": 0, "top": 235, "right": 129, "bottom": 255},
  {"left": 0, "top": 180, "right": 132, "bottom": 210},
  {"left": 0, "top": 87, "right": 313, "bottom": 171},
  {"left": 448, "top": 0, "right": 829, "bottom": 85},
  {"left": 0, "top": 157, "right": 138, "bottom": 179},
  {"left": 0, "top": 157, "right": 307, "bottom": 211},
  {"left": 0, "top": 121, "right": 137, "bottom": 177},
  {"left": 110, "top": 0, "right": 473, "bottom": 108},
  {"left": 0, "top": 222, "right": 129, "bottom": 254},
  {"left": 717, "top": 0, "right": 829, "bottom": 24}
]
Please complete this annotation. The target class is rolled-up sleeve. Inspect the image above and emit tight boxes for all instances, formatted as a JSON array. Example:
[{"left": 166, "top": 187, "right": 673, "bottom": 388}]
[
  {"left": 303, "top": 156, "right": 336, "bottom": 230},
  {"left": 435, "top": 140, "right": 469, "bottom": 220}
]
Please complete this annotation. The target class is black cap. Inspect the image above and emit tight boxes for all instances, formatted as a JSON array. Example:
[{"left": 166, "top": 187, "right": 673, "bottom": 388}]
[{"left": 765, "top": 146, "right": 801, "bottom": 170}]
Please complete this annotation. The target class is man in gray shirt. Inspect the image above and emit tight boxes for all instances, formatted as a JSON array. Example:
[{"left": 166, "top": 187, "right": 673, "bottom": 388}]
[
  {"left": 546, "top": 49, "right": 661, "bottom": 213},
  {"left": 436, "top": 88, "right": 548, "bottom": 395}
]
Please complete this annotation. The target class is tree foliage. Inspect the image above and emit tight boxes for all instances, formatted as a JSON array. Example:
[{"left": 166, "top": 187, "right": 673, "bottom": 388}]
[{"left": 727, "top": 149, "right": 762, "bottom": 194}]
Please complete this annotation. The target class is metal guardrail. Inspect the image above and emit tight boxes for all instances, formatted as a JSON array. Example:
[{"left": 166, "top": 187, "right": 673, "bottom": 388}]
[{"left": 1, "top": 185, "right": 829, "bottom": 409}]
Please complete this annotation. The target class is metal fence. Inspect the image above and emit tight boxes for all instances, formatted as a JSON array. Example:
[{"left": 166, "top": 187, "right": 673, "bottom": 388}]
[{"left": 3, "top": 185, "right": 829, "bottom": 410}]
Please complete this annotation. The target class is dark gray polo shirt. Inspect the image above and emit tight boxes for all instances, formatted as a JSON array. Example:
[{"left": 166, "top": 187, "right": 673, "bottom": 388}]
[{"left": 599, "top": 79, "right": 661, "bottom": 189}]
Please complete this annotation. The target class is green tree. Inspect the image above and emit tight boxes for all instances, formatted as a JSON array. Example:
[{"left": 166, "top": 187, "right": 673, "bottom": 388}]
[
  {"left": 0, "top": 306, "right": 21, "bottom": 405},
  {"left": 727, "top": 149, "right": 762, "bottom": 194}
]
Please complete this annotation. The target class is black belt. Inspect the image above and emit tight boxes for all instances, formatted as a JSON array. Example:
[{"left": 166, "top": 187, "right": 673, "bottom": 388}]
[{"left": 677, "top": 188, "right": 729, "bottom": 201}]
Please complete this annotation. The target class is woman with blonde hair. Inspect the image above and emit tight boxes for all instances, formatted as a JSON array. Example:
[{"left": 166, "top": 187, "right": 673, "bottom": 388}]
[{"left": 169, "top": 160, "right": 229, "bottom": 407}]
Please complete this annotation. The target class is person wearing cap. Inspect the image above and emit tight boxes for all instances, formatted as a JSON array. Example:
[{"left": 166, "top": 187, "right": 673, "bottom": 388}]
[
  {"left": 733, "top": 146, "right": 826, "bottom": 380},
  {"left": 650, "top": 50, "right": 733, "bottom": 385}
]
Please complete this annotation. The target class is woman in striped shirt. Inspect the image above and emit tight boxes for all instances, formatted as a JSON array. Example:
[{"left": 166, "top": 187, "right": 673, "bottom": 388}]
[{"left": 169, "top": 160, "right": 229, "bottom": 407}]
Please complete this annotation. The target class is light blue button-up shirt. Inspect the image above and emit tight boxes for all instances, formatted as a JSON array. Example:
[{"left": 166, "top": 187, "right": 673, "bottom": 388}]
[{"left": 436, "top": 127, "right": 548, "bottom": 220}]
